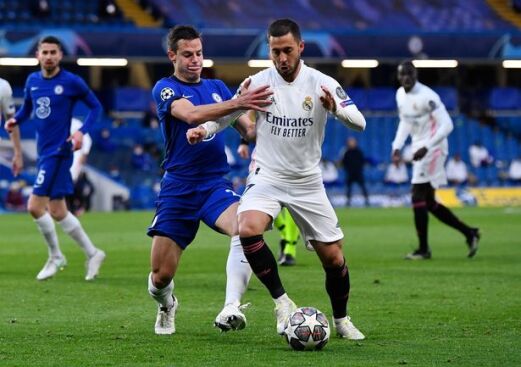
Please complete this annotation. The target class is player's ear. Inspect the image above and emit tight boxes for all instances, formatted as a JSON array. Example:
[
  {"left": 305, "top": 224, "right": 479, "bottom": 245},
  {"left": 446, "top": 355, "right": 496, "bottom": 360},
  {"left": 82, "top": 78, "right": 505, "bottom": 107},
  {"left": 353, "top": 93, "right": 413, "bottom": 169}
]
[
  {"left": 299, "top": 40, "right": 304, "bottom": 54},
  {"left": 167, "top": 50, "right": 176, "bottom": 63}
]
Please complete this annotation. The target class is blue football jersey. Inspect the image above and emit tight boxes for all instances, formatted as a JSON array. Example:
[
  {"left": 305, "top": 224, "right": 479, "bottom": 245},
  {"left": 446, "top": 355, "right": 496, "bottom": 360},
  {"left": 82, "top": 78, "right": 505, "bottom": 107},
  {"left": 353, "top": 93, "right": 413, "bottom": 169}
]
[
  {"left": 152, "top": 75, "right": 232, "bottom": 180},
  {"left": 15, "top": 69, "right": 102, "bottom": 158}
]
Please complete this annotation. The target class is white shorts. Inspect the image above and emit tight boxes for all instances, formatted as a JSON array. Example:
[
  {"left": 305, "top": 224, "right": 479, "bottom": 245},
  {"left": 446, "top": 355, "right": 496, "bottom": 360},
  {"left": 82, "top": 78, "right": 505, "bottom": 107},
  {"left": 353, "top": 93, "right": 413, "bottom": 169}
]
[
  {"left": 238, "top": 174, "right": 344, "bottom": 245},
  {"left": 411, "top": 148, "right": 447, "bottom": 188}
]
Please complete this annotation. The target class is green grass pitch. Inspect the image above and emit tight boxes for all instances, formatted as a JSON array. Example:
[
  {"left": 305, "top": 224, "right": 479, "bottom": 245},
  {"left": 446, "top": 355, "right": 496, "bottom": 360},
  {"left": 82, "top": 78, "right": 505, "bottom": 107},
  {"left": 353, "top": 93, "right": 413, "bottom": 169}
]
[{"left": 1, "top": 207, "right": 520, "bottom": 366}]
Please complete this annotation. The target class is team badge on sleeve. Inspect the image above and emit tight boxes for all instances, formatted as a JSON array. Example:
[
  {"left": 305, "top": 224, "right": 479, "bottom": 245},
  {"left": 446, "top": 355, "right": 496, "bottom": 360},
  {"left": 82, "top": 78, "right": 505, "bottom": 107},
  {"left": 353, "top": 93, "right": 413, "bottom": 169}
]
[
  {"left": 428, "top": 100, "right": 437, "bottom": 111},
  {"left": 335, "top": 86, "right": 347, "bottom": 100},
  {"left": 160, "top": 87, "right": 175, "bottom": 101}
]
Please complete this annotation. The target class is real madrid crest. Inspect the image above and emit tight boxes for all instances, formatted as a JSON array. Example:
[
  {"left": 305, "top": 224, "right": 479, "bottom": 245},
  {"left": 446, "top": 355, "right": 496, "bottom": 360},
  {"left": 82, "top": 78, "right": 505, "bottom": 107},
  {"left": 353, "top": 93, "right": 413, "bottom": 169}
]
[
  {"left": 302, "top": 96, "right": 313, "bottom": 111},
  {"left": 54, "top": 85, "right": 64, "bottom": 95}
]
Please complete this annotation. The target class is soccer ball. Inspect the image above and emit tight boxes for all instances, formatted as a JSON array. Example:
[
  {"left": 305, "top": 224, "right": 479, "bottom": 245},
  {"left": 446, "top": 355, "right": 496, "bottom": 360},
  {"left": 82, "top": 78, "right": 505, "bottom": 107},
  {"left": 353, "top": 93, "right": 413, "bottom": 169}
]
[{"left": 284, "top": 307, "right": 330, "bottom": 351}]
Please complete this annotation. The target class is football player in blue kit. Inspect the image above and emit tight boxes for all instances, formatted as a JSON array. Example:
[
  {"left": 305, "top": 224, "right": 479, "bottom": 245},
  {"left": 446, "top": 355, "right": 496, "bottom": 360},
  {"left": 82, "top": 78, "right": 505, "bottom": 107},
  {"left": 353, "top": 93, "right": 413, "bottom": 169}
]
[
  {"left": 146, "top": 25, "right": 272, "bottom": 335},
  {"left": 5, "top": 36, "right": 106, "bottom": 281}
]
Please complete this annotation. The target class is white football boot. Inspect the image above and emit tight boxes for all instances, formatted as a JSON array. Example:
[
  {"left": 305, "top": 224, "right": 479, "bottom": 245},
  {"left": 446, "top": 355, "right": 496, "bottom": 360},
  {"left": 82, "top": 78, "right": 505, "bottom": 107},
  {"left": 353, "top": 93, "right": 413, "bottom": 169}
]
[
  {"left": 214, "top": 303, "right": 250, "bottom": 332},
  {"left": 275, "top": 298, "right": 297, "bottom": 335},
  {"left": 333, "top": 316, "right": 365, "bottom": 340},
  {"left": 155, "top": 296, "right": 178, "bottom": 335},
  {"left": 85, "top": 249, "right": 106, "bottom": 281},
  {"left": 36, "top": 256, "right": 67, "bottom": 281}
]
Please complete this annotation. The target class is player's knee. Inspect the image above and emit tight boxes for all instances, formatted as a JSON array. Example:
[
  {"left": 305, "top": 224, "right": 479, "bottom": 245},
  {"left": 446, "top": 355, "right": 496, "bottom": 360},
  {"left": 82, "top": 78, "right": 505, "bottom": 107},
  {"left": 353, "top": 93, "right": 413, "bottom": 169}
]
[
  {"left": 238, "top": 214, "right": 266, "bottom": 238},
  {"left": 48, "top": 206, "right": 67, "bottom": 221},
  {"left": 151, "top": 269, "right": 172, "bottom": 289},
  {"left": 27, "top": 201, "right": 45, "bottom": 218}
]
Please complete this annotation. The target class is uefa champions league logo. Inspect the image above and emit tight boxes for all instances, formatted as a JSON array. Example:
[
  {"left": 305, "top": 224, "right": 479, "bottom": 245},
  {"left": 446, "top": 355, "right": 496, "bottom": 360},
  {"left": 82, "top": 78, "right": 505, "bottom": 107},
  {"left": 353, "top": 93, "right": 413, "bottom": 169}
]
[{"left": 160, "top": 87, "right": 174, "bottom": 101}]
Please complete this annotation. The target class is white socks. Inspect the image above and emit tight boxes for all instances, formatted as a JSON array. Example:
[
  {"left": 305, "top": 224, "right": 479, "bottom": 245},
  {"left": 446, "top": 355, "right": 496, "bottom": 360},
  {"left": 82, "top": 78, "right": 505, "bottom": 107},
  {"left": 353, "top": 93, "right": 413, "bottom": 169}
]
[
  {"left": 58, "top": 212, "right": 97, "bottom": 258},
  {"left": 34, "top": 212, "right": 62, "bottom": 258},
  {"left": 224, "top": 235, "right": 252, "bottom": 306},
  {"left": 148, "top": 272, "right": 175, "bottom": 309}
]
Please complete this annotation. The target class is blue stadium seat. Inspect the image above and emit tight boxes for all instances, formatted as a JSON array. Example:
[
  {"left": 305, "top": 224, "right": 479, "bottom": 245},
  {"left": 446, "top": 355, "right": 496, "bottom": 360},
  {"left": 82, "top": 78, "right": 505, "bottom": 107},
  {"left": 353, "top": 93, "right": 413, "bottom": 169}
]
[
  {"left": 433, "top": 87, "right": 458, "bottom": 111},
  {"left": 489, "top": 87, "right": 521, "bottom": 110},
  {"left": 366, "top": 88, "right": 396, "bottom": 111},
  {"left": 112, "top": 87, "right": 151, "bottom": 112}
]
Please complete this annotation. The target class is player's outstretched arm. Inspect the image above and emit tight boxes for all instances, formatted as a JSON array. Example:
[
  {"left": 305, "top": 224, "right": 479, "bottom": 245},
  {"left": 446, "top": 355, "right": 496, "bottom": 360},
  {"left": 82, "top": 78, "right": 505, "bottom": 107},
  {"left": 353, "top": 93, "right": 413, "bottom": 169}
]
[
  {"left": 320, "top": 85, "right": 366, "bottom": 132},
  {"left": 5, "top": 117, "right": 24, "bottom": 176},
  {"left": 171, "top": 83, "right": 272, "bottom": 125}
]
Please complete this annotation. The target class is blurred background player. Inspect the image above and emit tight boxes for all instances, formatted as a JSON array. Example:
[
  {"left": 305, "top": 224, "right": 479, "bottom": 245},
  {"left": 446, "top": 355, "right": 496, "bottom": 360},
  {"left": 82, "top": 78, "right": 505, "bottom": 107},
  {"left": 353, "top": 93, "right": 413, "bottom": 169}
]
[
  {"left": 274, "top": 208, "right": 300, "bottom": 266},
  {"left": 5, "top": 36, "right": 106, "bottom": 281},
  {"left": 391, "top": 61, "right": 481, "bottom": 260},
  {"left": 146, "top": 25, "right": 272, "bottom": 335},
  {"left": 68, "top": 117, "right": 94, "bottom": 215},
  {"left": 341, "top": 137, "right": 369, "bottom": 206},
  {"left": 237, "top": 139, "right": 300, "bottom": 266},
  {"left": 0, "top": 77, "right": 20, "bottom": 175}
]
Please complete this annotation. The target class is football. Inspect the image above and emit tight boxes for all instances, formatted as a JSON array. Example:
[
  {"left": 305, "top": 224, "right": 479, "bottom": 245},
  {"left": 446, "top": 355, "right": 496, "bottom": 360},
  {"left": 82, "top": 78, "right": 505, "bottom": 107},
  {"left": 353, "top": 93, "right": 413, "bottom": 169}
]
[{"left": 284, "top": 307, "right": 330, "bottom": 351}]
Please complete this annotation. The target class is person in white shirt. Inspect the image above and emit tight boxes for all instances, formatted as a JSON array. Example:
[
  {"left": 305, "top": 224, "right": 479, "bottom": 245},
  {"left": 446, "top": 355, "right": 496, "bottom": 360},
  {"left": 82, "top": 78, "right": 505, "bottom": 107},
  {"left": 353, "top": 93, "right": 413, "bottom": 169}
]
[
  {"left": 508, "top": 157, "right": 521, "bottom": 183},
  {"left": 70, "top": 117, "right": 92, "bottom": 182},
  {"left": 391, "top": 61, "right": 480, "bottom": 260},
  {"left": 187, "top": 18, "right": 366, "bottom": 340},
  {"left": 385, "top": 157, "right": 408, "bottom": 185},
  {"left": 469, "top": 141, "right": 492, "bottom": 168},
  {"left": 0, "top": 78, "right": 21, "bottom": 175},
  {"left": 446, "top": 153, "right": 468, "bottom": 186}
]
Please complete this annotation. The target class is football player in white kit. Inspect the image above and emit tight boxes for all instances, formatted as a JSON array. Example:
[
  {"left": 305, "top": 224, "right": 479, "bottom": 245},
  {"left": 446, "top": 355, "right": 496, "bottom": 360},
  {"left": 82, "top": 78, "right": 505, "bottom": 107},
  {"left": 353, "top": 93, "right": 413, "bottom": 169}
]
[
  {"left": 0, "top": 77, "right": 21, "bottom": 175},
  {"left": 190, "top": 19, "right": 367, "bottom": 339},
  {"left": 391, "top": 61, "right": 480, "bottom": 260}
]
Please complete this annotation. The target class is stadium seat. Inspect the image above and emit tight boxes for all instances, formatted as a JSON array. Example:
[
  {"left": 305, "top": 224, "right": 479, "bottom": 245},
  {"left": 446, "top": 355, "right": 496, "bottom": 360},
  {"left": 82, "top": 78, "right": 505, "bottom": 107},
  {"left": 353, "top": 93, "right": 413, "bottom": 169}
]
[{"left": 489, "top": 87, "right": 521, "bottom": 110}]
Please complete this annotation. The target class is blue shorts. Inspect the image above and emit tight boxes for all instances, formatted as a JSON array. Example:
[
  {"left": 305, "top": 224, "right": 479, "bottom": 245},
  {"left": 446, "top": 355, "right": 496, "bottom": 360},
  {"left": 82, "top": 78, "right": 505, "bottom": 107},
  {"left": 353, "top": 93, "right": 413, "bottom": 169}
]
[
  {"left": 147, "top": 175, "right": 240, "bottom": 249},
  {"left": 33, "top": 155, "right": 74, "bottom": 199}
]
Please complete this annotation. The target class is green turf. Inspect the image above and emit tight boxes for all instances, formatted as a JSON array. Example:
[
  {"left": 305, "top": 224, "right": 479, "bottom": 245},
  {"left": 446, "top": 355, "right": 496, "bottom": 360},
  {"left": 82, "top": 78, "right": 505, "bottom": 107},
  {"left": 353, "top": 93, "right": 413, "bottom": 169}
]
[{"left": 0, "top": 207, "right": 520, "bottom": 366}]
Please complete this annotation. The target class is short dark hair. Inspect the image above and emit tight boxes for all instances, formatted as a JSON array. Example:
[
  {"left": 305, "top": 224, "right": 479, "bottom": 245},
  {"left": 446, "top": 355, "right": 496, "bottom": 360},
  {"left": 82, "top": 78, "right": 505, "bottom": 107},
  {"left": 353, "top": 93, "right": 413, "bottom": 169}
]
[
  {"left": 38, "top": 36, "right": 62, "bottom": 50},
  {"left": 167, "top": 25, "right": 201, "bottom": 52},
  {"left": 267, "top": 18, "right": 301, "bottom": 42}
]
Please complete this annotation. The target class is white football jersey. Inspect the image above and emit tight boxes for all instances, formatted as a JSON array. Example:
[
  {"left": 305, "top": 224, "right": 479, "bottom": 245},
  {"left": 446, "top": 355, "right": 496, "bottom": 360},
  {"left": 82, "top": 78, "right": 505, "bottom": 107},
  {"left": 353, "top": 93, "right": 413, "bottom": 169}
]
[
  {"left": 247, "top": 61, "right": 355, "bottom": 183},
  {"left": 0, "top": 78, "right": 15, "bottom": 120},
  {"left": 392, "top": 81, "right": 452, "bottom": 155}
]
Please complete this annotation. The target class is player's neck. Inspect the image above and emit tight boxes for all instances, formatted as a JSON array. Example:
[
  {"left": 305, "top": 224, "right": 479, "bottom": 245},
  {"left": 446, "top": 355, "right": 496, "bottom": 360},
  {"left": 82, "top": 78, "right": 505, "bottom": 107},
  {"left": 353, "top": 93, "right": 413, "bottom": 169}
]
[
  {"left": 280, "top": 61, "right": 302, "bottom": 83},
  {"left": 174, "top": 71, "right": 200, "bottom": 84},
  {"left": 41, "top": 66, "right": 61, "bottom": 79}
]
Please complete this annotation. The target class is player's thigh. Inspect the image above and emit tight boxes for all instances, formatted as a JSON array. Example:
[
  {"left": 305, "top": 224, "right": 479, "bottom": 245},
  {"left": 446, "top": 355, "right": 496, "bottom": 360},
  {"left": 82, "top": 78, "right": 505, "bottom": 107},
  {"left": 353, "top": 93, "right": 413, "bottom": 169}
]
[
  {"left": 150, "top": 235, "right": 183, "bottom": 280},
  {"left": 214, "top": 201, "right": 239, "bottom": 236},
  {"left": 286, "top": 185, "right": 343, "bottom": 244},
  {"left": 200, "top": 178, "right": 241, "bottom": 235},
  {"left": 237, "top": 179, "right": 282, "bottom": 235},
  {"left": 147, "top": 178, "right": 201, "bottom": 249}
]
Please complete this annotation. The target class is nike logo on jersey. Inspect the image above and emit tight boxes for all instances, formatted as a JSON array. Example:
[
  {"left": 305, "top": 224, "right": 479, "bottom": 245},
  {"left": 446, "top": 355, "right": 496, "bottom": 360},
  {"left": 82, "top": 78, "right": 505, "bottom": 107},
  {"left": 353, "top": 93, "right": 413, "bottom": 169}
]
[
  {"left": 31, "top": 87, "right": 39, "bottom": 91},
  {"left": 240, "top": 260, "right": 249, "bottom": 264},
  {"left": 182, "top": 94, "right": 193, "bottom": 99}
]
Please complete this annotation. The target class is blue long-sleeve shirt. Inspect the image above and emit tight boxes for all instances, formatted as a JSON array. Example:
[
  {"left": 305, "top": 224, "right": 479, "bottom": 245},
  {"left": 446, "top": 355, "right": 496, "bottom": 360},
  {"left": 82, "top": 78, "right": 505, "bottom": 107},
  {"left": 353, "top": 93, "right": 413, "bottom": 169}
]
[{"left": 15, "top": 69, "right": 102, "bottom": 158}]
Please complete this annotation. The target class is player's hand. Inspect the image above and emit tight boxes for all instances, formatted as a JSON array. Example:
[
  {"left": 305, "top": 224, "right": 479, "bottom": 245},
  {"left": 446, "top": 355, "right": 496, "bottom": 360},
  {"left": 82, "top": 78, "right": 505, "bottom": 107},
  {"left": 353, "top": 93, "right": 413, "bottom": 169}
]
[
  {"left": 12, "top": 152, "right": 23, "bottom": 177},
  {"left": 237, "top": 143, "right": 250, "bottom": 159},
  {"left": 68, "top": 130, "right": 84, "bottom": 151},
  {"left": 236, "top": 80, "right": 272, "bottom": 112},
  {"left": 392, "top": 149, "right": 401, "bottom": 162},
  {"left": 4, "top": 118, "right": 17, "bottom": 133},
  {"left": 320, "top": 86, "right": 336, "bottom": 113},
  {"left": 413, "top": 147, "right": 428, "bottom": 161},
  {"left": 186, "top": 126, "right": 207, "bottom": 145}
]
